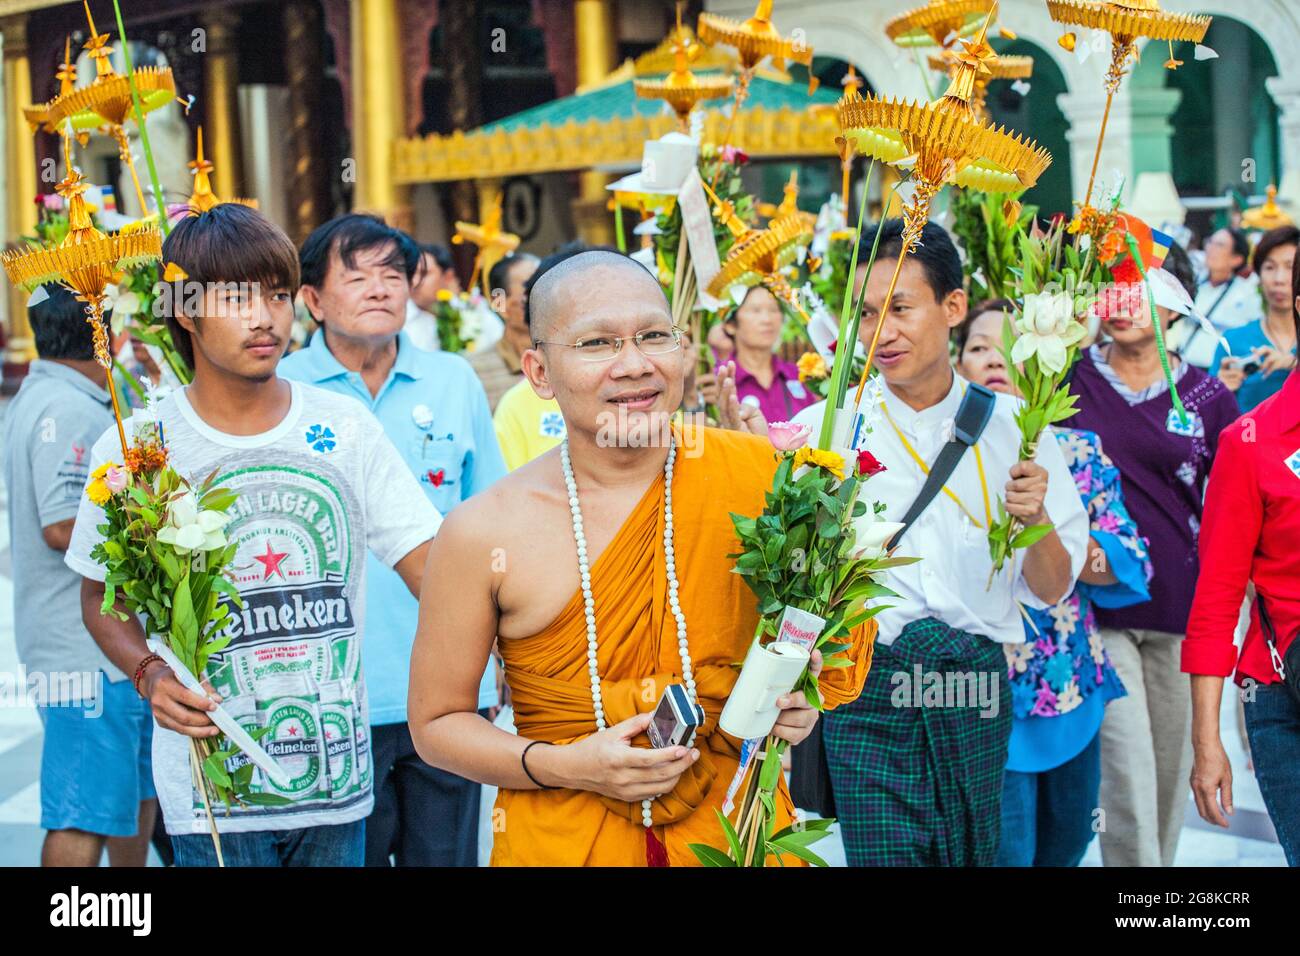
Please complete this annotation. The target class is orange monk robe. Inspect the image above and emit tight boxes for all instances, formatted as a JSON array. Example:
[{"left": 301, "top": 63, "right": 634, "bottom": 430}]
[{"left": 493, "top": 426, "right": 875, "bottom": 866}]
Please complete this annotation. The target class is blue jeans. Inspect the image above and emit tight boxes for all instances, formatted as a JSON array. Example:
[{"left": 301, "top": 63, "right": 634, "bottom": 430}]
[
  {"left": 996, "top": 732, "right": 1101, "bottom": 867},
  {"left": 171, "top": 819, "right": 365, "bottom": 867},
  {"left": 1244, "top": 684, "right": 1300, "bottom": 866}
]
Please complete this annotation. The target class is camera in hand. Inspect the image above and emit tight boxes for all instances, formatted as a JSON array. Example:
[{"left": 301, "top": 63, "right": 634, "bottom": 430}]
[
  {"left": 647, "top": 683, "right": 705, "bottom": 749},
  {"left": 1239, "top": 358, "right": 1262, "bottom": 376}
]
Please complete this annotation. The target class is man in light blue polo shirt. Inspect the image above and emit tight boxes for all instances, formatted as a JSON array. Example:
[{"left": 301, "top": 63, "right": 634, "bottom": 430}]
[
  {"left": 3, "top": 285, "right": 156, "bottom": 866},
  {"left": 281, "top": 214, "right": 506, "bottom": 866}
]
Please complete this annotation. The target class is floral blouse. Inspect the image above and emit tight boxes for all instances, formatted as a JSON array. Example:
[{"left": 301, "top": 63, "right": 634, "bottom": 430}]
[{"left": 1005, "top": 428, "right": 1153, "bottom": 721}]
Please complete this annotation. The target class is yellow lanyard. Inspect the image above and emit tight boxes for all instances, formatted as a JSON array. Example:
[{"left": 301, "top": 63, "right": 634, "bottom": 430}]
[{"left": 881, "top": 396, "right": 993, "bottom": 531}]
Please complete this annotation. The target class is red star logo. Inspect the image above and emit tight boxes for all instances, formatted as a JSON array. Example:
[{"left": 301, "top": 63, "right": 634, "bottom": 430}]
[
  {"left": 287, "top": 725, "right": 299, "bottom": 737},
  {"left": 252, "top": 540, "right": 289, "bottom": 581}
]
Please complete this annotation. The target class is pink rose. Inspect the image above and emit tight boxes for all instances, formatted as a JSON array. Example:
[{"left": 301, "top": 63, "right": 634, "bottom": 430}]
[
  {"left": 103, "top": 465, "right": 128, "bottom": 494},
  {"left": 767, "top": 421, "right": 812, "bottom": 452},
  {"left": 721, "top": 145, "right": 749, "bottom": 166}
]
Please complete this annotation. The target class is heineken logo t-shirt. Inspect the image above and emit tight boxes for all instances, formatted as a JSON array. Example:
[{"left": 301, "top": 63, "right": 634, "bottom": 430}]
[{"left": 66, "top": 381, "right": 442, "bottom": 835}]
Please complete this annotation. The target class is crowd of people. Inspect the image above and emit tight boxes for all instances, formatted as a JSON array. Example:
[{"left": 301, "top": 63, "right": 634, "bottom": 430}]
[{"left": 4, "top": 198, "right": 1298, "bottom": 867}]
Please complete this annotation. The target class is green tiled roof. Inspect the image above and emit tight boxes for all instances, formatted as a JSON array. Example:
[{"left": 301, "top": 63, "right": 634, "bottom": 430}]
[{"left": 482, "top": 73, "right": 839, "bottom": 134}]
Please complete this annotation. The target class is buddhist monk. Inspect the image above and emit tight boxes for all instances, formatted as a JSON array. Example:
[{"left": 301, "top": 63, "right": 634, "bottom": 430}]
[{"left": 408, "top": 251, "right": 874, "bottom": 866}]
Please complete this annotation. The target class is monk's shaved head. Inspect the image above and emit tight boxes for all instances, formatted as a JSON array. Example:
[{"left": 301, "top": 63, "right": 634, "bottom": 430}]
[{"left": 527, "top": 250, "right": 667, "bottom": 341}]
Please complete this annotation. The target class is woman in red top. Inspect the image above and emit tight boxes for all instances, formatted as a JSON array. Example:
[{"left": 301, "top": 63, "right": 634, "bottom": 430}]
[{"left": 1184, "top": 259, "right": 1300, "bottom": 866}]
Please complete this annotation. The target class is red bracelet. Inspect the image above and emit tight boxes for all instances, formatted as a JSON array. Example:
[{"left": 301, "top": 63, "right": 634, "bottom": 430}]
[{"left": 133, "top": 654, "right": 164, "bottom": 698}]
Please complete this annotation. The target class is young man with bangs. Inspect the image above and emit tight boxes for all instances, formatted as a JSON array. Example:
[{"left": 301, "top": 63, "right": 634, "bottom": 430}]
[{"left": 64, "top": 204, "right": 442, "bottom": 867}]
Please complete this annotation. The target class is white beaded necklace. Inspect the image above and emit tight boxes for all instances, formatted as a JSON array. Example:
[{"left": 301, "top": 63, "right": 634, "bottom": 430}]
[{"left": 560, "top": 434, "right": 696, "bottom": 829}]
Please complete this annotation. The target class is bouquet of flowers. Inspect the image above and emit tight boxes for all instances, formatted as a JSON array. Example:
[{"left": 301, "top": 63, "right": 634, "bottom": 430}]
[
  {"left": 949, "top": 188, "right": 1038, "bottom": 304},
  {"left": 690, "top": 420, "right": 905, "bottom": 867},
  {"left": 88, "top": 405, "right": 285, "bottom": 862},
  {"left": 654, "top": 143, "right": 753, "bottom": 380},
  {"left": 431, "top": 288, "right": 484, "bottom": 354},
  {"left": 984, "top": 191, "right": 1168, "bottom": 579}
]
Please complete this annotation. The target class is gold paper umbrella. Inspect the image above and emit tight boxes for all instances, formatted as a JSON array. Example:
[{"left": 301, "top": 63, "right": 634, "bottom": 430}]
[
  {"left": 187, "top": 127, "right": 258, "bottom": 213},
  {"left": 24, "top": 36, "right": 80, "bottom": 134},
  {"left": 839, "top": 2, "right": 1050, "bottom": 402},
  {"left": 886, "top": 0, "right": 997, "bottom": 49},
  {"left": 704, "top": 181, "right": 814, "bottom": 321},
  {"left": 40, "top": 2, "right": 176, "bottom": 216},
  {"left": 698, "top": 0, "right": 814, "bottom": 171},
  {"left": 1242, "top": 184, "right": 1293, "bottom": 232},
  {"left": 928, "top": 48, "right": 1033, "bottom": 120},
  {"left": 452, "top": 196, "right": 521, "bottom": 298},
  {"left": 634, "top": 5, "right": 733, "bottom": 131},
  {"left": 1047, "top": 0, "right": 1210, "bottom": 208},
  {"left": 2, "top": 134, "right": 162, "bottom": 458}
]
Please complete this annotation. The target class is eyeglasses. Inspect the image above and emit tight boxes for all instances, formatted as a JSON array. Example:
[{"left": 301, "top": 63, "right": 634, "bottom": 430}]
[{"left": 533, "top": 327, "right": 683, "bottom": 363}]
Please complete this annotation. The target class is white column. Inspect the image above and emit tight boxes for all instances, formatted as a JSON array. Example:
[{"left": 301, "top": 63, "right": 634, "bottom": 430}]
[
  {"left": 1266, "top": 76, "right": 1300, "bottom": 209},
  {"left": 1057, "top": 86, "right": 1134, "bottom": 204}
]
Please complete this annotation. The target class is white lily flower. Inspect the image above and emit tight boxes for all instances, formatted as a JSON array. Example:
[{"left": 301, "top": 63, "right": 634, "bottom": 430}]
[
  {"left": 157, "top": 491, "right": 230, "bottom": 555},
  {"left": 1010, "top": 292, "right": 1087, "bottom": 375},
  {"left": 851, "top": 510, "right": 906, "bottom": 561}
]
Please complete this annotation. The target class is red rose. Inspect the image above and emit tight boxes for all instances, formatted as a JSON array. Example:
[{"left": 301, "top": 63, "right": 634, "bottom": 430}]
[
  {"left": 721, "top": 145, "right": 749, "bottom": 166},
  {"left": 857, "top": 450, "right": 886, "bottom": 477}
]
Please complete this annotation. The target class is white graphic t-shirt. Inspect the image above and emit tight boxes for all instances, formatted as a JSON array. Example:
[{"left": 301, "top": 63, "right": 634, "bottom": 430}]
[{"left": 66, "top": 381, "right": 442, "bottom": 835}]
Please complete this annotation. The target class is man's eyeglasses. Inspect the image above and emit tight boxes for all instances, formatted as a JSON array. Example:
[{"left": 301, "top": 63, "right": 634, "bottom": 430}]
[{"left": 533, "top": 327, "right": 683, "bottom": 363}]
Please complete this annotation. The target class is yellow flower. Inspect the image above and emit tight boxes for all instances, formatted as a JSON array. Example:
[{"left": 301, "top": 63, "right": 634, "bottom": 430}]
[
  {"left": 86, "top": 479, "right": 111, "bottom": 506},
  {"left": 90, "top": 461, "right": 117, "bottom": 480},
  {"left": 797, "top": 351, "right": 828, "bottom": 382},
  {"left": 436, "top": 289, "right": 454, "bottom": 302},
  {"left": 830, "top": 229, "right": 854, "bottom": 242},
  {"left": 792, "top": 446, "right": 845, "bottom": 480}
]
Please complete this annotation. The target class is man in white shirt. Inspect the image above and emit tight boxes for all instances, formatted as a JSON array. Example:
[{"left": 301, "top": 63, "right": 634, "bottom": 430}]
[{"left": 792, "top": 220, "right": 1088, "bottom": 866}]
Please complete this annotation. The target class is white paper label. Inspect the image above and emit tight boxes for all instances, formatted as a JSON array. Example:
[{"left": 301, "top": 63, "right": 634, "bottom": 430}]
[
  {"left": 677, "top": 168, "right": 722, "bottom": 310},
  {"left": 777, "top": 605, "right": 826, "bottom": 651}
]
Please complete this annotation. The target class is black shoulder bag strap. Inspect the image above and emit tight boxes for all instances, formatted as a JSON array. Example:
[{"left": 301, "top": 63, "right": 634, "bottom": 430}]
[{"left": 887, "top": 382, "right": 998, "bottom": 550}]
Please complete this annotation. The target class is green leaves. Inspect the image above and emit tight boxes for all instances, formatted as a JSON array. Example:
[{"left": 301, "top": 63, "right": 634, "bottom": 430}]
[{"left": 1010, "top": 522, "right": 1054, "bottom": 550}]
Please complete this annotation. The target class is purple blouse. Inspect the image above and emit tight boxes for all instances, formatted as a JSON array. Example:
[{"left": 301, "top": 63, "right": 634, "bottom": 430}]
[
  {"left": 726, "top": 357, "right": 817, "bottom": 424},
  {"left": 1067, "top": 347, "right": 1241, "bottom": 634}
]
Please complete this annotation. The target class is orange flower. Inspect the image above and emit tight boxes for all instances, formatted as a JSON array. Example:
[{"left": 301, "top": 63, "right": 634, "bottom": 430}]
[{"left": 124, "top": 441, "right": 169, "bottom": 475}]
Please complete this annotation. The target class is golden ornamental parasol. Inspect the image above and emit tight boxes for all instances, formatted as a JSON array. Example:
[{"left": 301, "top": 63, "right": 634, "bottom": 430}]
[
  {"left": 633, "top": 5, "right": 733, "bottom": 131},
  {"left": 452, "top": 196, "right": 521, "bottom": 298},
  {"left": 886, "top": 0, "right": 997, "bottom": 49},
  {"left": 704, "top": 180, "right": 814, "bottom": 322},
  {"left": 24, "top": 36, "right": 81, "bottom": 134},
  {"left": 838, "top": 1, "right": 1050, "bottom": 403},
  {"left": 756, "top": 169, "right": 815, "bottom": 232},
  {"left": 1047, "top": 0, "right": 1210, "bottom": 208},
  {"left": 187, "top": 126, "right": 258, "bottom": 213},
  {"left": 1242, "top": 184, "right": 1294, "bottom": 232},
  {"left": 2, "top": 131, "right": 162, "bottom": 458},
  {"left": 698, "top": 0, "right": 814, "bottom": 173},
  {"left": 928, "top": 48, "right": 1033, "bottom": 120},
  {"left": 36, "top": 3, "right": 176, "bottom": 216}
]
